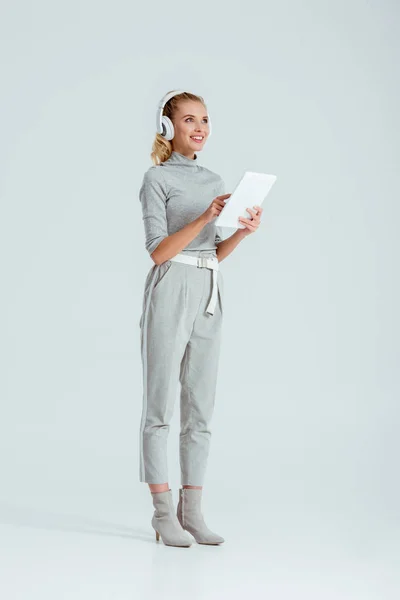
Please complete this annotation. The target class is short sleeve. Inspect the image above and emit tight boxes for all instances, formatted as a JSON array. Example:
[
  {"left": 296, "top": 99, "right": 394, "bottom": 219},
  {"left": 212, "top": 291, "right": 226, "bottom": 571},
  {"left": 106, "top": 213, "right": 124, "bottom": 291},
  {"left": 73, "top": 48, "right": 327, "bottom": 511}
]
[
  {"left": 139, "top": 168, "right": 169, "bottom": 255},
  {"left": 215, "top": 176, "right": 227, "bottom": 245}
]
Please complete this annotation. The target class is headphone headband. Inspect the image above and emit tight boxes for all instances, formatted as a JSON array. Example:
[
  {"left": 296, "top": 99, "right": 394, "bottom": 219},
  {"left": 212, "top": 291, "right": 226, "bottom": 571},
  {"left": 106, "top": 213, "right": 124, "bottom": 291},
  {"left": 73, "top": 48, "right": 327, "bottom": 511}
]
[{"left": 157, "top": 90, "right": 187, "bottom": 112}]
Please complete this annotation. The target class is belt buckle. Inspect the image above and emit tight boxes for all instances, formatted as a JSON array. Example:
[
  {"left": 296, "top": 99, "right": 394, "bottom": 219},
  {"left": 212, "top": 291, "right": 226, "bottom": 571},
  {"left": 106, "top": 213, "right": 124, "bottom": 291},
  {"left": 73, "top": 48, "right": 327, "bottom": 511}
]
[{"left": 197, "top": 256, "right": 208, "bottom": 268}]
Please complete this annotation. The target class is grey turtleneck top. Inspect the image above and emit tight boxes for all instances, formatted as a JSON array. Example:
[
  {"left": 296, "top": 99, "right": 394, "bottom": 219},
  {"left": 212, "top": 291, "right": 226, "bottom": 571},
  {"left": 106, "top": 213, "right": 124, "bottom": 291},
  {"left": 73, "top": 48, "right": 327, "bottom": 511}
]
[{"left": 139, "top": 150, "right": 227, "bottom": 256}]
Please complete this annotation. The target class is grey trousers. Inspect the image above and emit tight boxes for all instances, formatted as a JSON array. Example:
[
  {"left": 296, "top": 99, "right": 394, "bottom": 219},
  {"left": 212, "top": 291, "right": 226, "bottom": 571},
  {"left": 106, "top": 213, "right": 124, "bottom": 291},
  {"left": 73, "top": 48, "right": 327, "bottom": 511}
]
[{"left": 138, "top": 249, "right": 224, "bottom": 485}]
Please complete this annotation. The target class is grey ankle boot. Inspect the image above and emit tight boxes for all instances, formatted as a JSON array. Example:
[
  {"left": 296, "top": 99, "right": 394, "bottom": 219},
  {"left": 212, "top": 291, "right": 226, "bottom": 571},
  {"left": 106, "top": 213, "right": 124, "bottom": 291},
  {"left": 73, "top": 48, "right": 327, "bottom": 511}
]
[
  {"left": 177, "top": 488, "right": 225, "bottom": 545},
  {"left": 151, "top": 489, "right": 192, "bottom": 547}
]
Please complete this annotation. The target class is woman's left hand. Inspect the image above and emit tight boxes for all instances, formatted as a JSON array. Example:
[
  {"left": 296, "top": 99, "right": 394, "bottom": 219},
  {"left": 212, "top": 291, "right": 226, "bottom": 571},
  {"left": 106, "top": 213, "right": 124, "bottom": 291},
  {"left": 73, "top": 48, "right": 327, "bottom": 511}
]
[{"left": 238, "top": 205, "right": 263, "bottom": 236}]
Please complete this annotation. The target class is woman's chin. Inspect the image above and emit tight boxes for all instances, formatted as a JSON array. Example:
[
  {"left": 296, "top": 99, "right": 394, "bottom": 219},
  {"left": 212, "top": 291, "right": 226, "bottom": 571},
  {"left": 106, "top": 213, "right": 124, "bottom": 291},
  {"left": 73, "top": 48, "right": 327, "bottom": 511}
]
[{"left": 189, "top": 143, "right": 205, "bottom": 151}]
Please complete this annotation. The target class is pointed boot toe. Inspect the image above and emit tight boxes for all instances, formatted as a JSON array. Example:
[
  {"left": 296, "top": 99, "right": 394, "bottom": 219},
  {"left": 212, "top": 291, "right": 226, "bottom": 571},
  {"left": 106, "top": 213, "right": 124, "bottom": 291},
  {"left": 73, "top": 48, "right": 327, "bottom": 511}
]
[{"left": 177, "top": 487, "right": 225, "bottom": 545}]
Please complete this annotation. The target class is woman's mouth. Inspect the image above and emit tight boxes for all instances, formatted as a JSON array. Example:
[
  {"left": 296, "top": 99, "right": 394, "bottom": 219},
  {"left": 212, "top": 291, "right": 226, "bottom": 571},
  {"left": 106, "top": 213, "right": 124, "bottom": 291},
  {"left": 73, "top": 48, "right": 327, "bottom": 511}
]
[{"left": 190, "top": 136, "right": 204, "bottom": 144}]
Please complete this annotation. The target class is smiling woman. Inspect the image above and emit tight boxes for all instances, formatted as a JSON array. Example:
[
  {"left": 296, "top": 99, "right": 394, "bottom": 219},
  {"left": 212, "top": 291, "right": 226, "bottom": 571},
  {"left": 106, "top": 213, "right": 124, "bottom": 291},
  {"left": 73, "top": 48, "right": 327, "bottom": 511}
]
[
  {"left": 151, "top": 90, "right": 212, "bottom": 165},
  {"left": 137, "top": 89, "right": 229, "bottom": 548}
]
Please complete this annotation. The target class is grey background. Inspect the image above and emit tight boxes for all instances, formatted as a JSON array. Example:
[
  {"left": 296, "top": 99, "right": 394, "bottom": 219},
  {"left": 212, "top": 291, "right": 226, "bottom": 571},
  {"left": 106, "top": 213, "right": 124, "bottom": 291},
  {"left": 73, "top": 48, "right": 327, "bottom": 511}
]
[{"left": 1, "top": 0, "right": 399, "bottom": 598}]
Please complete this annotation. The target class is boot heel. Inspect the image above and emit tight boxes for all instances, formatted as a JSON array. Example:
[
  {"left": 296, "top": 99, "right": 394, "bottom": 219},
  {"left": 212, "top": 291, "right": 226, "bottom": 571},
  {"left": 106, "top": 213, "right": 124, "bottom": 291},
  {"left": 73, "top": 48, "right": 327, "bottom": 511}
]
[{"left": 155, "top": 530, "right": 160, "bottom": 541}]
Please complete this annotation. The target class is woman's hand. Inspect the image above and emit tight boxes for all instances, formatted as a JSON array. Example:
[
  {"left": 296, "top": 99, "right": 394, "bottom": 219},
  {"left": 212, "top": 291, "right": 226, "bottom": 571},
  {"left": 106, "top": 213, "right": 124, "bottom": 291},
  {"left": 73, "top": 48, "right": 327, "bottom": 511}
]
[
  {"left": 238, "top": 205, "right": 263, "bottom": 236},
  {"left": 202, "top": 194, "right": 231, "bottom": 225}
]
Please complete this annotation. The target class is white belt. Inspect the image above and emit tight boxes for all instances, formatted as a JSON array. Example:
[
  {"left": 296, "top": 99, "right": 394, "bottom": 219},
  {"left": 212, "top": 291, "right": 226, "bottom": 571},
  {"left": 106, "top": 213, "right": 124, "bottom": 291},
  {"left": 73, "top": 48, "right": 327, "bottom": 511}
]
[{"left": 169, "top": 253, "right": 219, "bottom": 316}]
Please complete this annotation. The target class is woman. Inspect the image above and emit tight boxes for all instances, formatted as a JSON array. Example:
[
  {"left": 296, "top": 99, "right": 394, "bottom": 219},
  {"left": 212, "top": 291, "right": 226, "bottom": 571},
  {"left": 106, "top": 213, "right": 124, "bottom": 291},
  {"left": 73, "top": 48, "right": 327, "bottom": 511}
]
[{"left": 138, "top": 90, "right": 262, "bottom": 547}]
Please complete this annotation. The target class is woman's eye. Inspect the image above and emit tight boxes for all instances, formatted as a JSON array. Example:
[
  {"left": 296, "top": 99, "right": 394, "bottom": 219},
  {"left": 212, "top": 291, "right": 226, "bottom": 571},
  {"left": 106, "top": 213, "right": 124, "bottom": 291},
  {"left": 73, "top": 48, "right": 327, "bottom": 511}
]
[{"left": 185, "top": 118, "right": 208, "bottom": 123}]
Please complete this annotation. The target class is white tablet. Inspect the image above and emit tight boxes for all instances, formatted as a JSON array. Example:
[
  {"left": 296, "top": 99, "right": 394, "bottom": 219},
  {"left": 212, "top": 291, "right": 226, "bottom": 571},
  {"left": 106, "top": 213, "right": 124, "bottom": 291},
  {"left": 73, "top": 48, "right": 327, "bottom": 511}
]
[{"left": 215, "top": 171, "right": 277, "bottom": 229}]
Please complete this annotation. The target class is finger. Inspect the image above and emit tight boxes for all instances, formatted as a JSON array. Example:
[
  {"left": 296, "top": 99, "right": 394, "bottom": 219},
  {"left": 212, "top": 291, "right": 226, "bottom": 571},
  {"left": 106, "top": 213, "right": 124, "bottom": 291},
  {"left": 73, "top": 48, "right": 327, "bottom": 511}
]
[
  {"left": 245, "top": 212, "right": 260, "bottom": 222},
  {"left": 246, "top": 208, "right": 257, "bottom": 217},
  {"left": 239, "top": 218, "right": 258, "bottom": 230},
  {"left": 251, "top": 205, "right": 262, "bottom": 215},
  {"left": 216, "top": 194, "right": 231, "bottom": 200},
  {"left": 240, "top": 220, "right": 257, "bottom": 232},
  {"left": 216, "top": 199, "right": 228, "bottom": 207}
]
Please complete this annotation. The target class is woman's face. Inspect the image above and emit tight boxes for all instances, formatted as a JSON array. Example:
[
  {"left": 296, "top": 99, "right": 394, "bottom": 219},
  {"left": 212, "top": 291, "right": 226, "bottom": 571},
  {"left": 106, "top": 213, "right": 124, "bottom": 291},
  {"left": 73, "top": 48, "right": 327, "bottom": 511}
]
[{"left": 170, "top": 100, "right": 210, "bottom": 157}]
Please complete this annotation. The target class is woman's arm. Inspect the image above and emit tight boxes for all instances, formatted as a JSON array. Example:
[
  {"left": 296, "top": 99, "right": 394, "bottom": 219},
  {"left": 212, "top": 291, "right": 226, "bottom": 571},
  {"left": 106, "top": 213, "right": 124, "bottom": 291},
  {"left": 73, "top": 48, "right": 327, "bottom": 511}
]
[
  {"left": 215, "top": 229, "right": 247, "bottom": 263},
  {"left": 140, "top": 168, "right": 207, "bottom": 264},
  {"left": 154, "top": 191, "right": 231, "bottom": 264},
  {"left": 140, "top": 168, "right": 229, "bottom": 265},
  {"left": 151, "top": 214, "right": 208, "bottom": 265}
]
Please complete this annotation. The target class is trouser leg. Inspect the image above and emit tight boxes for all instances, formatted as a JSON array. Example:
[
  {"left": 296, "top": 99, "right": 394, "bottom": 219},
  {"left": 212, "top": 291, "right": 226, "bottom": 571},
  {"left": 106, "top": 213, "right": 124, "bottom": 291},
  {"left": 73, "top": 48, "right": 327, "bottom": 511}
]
[
  {"left": 138, "top": 260, "right": 202, "bottom": 484},
  {"left": 179, "top": 269, "right": 224, "bottom": 486}
]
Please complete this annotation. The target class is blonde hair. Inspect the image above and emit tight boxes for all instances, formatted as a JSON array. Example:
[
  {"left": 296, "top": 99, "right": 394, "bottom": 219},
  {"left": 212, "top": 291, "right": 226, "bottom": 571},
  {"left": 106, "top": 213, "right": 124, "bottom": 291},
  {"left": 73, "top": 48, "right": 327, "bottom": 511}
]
[{"left": 151, "top": 90, "right": 207, "bottom": 166}]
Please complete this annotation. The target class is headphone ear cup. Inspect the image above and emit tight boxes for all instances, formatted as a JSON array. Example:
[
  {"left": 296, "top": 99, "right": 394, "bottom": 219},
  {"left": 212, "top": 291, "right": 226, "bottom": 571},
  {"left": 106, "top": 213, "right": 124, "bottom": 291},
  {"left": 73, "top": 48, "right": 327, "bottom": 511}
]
[{"left": 161, "top": 116, "right": 174, "bottom": 141}]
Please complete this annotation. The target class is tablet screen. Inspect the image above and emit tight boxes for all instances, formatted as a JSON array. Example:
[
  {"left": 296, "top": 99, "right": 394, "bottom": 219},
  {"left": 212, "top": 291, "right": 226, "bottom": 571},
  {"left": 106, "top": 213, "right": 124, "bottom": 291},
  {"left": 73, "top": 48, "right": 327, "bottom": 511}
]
[{"left": 215, "top": 171, "right": 277, "bottom": 229}]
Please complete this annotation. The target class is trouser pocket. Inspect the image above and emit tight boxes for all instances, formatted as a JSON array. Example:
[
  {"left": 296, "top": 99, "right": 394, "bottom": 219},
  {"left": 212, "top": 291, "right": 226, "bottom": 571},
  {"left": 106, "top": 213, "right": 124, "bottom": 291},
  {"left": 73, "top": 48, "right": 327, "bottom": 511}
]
[{"left": 152, "top": 260, "right": 173, "bottom": 295}]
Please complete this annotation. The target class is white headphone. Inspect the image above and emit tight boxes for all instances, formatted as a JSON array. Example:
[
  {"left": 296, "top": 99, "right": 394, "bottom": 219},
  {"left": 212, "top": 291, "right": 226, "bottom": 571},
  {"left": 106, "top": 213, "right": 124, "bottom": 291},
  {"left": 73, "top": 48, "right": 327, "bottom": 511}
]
[{"left": 156, "top": 90, "right": 212, "bottom": 141}]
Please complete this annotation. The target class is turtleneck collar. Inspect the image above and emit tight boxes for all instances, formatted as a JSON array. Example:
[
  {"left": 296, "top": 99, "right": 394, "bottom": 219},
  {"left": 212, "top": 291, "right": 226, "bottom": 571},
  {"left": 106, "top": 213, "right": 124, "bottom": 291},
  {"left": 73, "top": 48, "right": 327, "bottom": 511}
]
[{"left": 164, "top": 150, "right": 199, "bottom": 168}]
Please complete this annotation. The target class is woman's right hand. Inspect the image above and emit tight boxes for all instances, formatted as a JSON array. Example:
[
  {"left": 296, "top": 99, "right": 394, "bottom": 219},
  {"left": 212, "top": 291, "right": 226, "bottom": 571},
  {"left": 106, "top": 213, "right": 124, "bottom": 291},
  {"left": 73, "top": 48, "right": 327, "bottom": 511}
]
[{"left": 201, "top": 194, "right": 231, "bottom": 225}]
